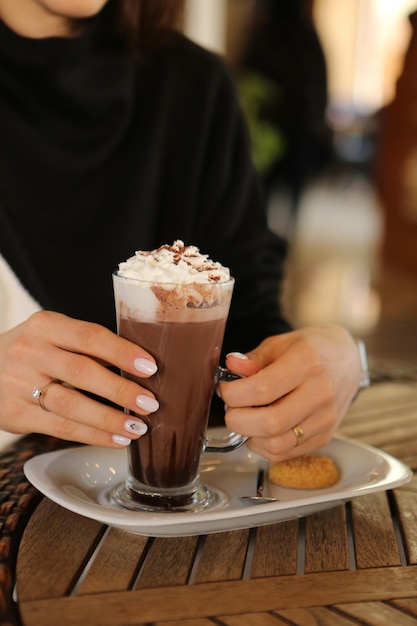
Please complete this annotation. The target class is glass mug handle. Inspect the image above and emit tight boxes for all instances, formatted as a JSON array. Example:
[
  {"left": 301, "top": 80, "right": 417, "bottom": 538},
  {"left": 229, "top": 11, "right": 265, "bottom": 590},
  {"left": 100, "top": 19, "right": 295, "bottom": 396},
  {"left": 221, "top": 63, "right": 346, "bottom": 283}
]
[{"left": 203, "top": 367, "right": 249, "bottom": 453}]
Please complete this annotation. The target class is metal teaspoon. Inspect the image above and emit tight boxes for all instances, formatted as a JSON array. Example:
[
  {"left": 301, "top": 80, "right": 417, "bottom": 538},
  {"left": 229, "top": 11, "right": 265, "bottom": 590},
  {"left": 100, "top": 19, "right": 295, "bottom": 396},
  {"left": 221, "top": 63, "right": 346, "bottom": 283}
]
[{"left": 240, "top": 466, "right": 279, "bottom": 504}]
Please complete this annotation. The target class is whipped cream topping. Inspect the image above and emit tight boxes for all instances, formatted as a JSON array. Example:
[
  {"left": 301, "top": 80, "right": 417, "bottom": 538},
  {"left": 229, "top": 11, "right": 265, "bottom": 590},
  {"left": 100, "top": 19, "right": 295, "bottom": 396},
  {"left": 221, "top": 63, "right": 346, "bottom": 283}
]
[{"left": 117, "top": 240, "right": 230, "bottom": 284}]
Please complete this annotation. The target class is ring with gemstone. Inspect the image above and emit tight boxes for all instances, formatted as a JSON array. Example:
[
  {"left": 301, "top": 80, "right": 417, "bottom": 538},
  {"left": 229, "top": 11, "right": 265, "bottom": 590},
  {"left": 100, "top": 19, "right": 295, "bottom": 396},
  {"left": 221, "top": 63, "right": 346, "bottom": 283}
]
[{"left": 32, "top": 381, "right": 61, "bottom": 412}]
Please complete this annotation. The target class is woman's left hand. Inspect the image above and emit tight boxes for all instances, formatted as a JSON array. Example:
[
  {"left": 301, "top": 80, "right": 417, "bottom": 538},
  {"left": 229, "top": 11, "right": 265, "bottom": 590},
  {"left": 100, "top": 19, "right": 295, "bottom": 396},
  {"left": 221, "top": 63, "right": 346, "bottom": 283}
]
[{"left": 219, "top": 325, "right": 362, "bottom": 462}]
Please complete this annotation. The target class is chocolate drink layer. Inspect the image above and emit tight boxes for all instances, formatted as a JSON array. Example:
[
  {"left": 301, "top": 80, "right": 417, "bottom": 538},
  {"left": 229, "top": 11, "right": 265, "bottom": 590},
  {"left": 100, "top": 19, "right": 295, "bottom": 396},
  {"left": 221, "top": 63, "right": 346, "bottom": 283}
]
[{"left": 120, "top": 316, "right": 227, "bottom": 488}]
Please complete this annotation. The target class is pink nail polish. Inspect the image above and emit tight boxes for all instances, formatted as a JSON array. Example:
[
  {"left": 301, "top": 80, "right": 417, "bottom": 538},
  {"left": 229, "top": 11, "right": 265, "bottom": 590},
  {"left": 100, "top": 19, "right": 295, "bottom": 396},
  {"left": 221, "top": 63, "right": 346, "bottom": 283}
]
[
  {"left": 136, "top": 394, "right": 159, "bottom": 412},
  {"left": 112, "top": 434, "right": 131, "bottom": 446},
  {"left": 134, "top": 358, "right": 158, "bottom": 375}
]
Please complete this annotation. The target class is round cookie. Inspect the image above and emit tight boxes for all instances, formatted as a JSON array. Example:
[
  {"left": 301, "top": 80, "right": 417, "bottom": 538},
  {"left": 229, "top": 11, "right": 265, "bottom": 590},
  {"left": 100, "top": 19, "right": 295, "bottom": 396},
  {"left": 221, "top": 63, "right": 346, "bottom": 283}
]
[{"left": 268, "top": 454, "right": 340, "bottom": 489}]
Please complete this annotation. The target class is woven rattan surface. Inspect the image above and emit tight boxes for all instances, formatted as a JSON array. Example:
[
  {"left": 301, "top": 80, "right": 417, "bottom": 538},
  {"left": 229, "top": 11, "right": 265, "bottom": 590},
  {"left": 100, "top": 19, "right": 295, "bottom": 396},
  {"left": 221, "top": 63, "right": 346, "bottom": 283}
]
[{"left": 0, "top": 436, "right": 71, "bottom": 626}]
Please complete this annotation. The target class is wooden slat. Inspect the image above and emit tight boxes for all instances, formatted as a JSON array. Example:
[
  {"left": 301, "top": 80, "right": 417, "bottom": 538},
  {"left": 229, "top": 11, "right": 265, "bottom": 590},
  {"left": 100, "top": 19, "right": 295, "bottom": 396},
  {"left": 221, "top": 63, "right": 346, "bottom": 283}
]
[
  {"left": 250, "top": 520, "right": 298, "bottom": 577},
  {"left": 216, "top": 612, "right": 289, "bottom": 625},
  {"left": 135, "top": 536, "right": 199, "bottom": 589},
  {"left": 18, "top": 567, "right": 417, "bottom": 626},
  {"left": 77, "top": 528, "right": 150, "bottom": 594},
  {"left": 350, "top": 492, "right": 402, "bottom": 568},
  {"left": 347, "top": 413, "right": 417, "bottom": 448},
  {"left": 275, "top": 606, "right": 365, "bottom": 625},
  {"left": 351, "top": 383, "right": 417, "bottom": 407},
  {"left": 393, "top": 475, "right": 417, "bottom": 565},
  {"left": 390, "top": 597, "right": 417, "bottom": 617},
  {"left": 339, "top": 385, "right": 417, "bottom": 469},
  {"left": 153, "top": 620, "right": 224, "bottom": 626},
  {"left": 192, "top": 529, "right": 249, "bottom": 583},
  {"left": 345, "top": 396, "right": 417, "bottom": 430},
  {"left": 342, "top": 385, "right": 417, "bottom": 417},
  {"left": 360, "top": 419, "right": 417, "bottom": 451},
  {"left": 340, "top": 387, "right": 417, "bottom": 450},
  {"left": 334, "top": 601, "right": 417, "bottom": 625},
  {"left": 304, "top": 505, "right": 349, "bottom": 573},
  {"left": 16, "top": 499, "right": 104, "bottom": 601}
]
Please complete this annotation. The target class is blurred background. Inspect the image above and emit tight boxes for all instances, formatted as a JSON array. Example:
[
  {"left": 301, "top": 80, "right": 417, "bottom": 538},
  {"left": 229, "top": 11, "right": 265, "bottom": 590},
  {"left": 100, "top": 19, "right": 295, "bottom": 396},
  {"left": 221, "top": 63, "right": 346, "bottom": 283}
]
[{"left": 182, "top": 0, "right": 417, "bottom": 368}]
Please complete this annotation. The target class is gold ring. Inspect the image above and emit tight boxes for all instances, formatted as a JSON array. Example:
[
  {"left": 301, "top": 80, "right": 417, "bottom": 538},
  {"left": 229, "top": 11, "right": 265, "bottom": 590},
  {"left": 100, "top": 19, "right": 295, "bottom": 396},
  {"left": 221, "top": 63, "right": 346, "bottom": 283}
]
[
  {"left": 293, "top": 424, "right": 304, "bottom": 447},
  {"left": 32, "top": 381, "right": 61, "bottom": 412}
]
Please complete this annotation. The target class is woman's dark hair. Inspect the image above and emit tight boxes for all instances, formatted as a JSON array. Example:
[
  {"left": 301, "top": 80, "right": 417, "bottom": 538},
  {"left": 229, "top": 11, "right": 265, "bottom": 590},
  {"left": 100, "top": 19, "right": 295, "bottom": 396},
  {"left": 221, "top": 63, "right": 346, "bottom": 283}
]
[{"left": 114, "top": 0, "right": 185, "bottom": 51}]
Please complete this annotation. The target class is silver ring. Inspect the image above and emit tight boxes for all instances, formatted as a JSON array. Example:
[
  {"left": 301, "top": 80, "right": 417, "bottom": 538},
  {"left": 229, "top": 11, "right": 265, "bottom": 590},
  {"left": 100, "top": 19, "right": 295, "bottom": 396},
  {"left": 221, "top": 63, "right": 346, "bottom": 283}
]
[
  {"left": 293, "top": 424, "right": 304, "bottom": 447},
  {"left": 32, "top": 381, "right": 61, "bottom": 412}
]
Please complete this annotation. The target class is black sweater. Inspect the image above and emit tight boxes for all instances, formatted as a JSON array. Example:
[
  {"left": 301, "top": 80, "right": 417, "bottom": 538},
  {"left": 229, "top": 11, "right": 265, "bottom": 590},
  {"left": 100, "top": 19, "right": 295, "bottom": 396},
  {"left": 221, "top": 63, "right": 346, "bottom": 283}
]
[{"left": 0, "top": 8, "right": 291, "bottom": 356}]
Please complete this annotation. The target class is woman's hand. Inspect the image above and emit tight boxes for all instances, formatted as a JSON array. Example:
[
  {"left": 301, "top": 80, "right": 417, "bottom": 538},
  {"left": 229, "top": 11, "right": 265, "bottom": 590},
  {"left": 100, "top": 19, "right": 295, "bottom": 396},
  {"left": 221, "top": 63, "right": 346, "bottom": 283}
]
[
  {"left": 0, "top": 311, "right": 159, "bottom": 447},
  {"left": 219, "top": 325, "right": 362, "bottom": 462}
]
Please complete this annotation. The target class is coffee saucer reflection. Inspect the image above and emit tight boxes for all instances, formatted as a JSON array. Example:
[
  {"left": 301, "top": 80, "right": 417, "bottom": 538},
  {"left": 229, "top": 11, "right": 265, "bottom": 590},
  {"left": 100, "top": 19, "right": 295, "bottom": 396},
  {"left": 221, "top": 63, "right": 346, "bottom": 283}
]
[
  {"left": 23, "top": 430, "right": 412, "bottom": 537},
  {"left": 105, "top": 481, "right": 229, "bottom": 513}
]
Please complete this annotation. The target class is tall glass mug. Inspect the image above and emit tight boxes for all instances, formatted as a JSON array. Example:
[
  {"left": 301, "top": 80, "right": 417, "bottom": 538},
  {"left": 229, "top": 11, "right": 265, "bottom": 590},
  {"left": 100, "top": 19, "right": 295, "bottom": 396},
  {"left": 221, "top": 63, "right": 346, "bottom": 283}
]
[{"left": 109, "top": 272, "right": 247, "bottom": 512}]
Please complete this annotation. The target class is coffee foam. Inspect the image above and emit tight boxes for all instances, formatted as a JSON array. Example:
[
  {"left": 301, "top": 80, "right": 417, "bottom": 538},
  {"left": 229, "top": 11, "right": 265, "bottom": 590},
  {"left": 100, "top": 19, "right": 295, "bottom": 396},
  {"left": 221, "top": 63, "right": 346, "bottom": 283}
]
[{"left": 114, "top": 242, "right": 233, "bottom": 323}]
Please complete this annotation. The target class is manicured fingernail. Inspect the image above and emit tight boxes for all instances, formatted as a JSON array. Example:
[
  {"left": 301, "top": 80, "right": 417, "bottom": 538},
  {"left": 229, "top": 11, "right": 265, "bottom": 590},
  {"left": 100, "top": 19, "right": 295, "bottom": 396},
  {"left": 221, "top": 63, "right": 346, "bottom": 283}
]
[
  {"left": 124, "top": 419, "right": 148, "bottom": 435},
  {"left": 112, "top": 434, "right": 131, "bottom": 446},
  {"left": 227, "top": 352, "right": 248, "bottom": 360},
  {"left": 134, "top": 358, "right": 158, "bottom": 375},
  {"left": 136, "top": 394, "right": 159, "bottom": 412}
]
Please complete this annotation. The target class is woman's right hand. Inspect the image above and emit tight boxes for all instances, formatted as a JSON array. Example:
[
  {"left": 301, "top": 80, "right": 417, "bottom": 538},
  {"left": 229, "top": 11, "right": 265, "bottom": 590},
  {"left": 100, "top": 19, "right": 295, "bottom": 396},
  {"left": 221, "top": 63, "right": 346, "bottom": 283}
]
[{"left": 0, "top": 310, "right": 159, "bottom": 447}]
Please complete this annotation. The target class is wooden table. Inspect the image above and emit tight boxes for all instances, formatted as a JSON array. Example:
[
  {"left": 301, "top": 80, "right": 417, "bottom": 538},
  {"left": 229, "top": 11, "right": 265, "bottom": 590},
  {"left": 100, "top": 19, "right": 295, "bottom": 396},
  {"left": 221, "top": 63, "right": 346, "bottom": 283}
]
[
  {"left": 2, "top": 263, "right": 417, "bottom": 626},
  {"left": 0, "top": 379, "right": 415, "bottom": 626}
]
